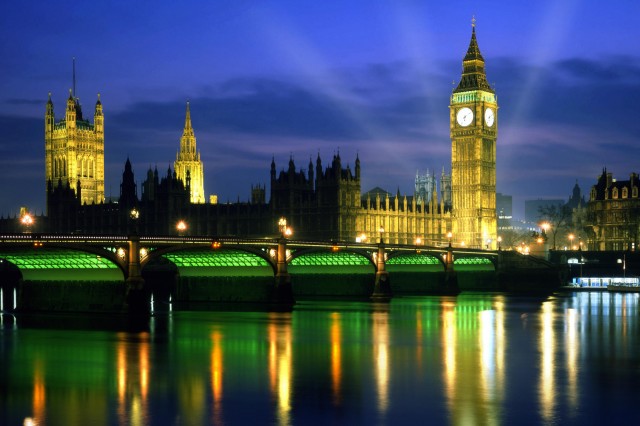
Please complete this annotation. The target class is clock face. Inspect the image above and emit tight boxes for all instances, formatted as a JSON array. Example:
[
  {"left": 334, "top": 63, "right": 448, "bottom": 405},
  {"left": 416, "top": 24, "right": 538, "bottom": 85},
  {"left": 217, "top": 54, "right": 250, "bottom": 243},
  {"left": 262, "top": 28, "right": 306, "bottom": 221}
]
[
  {"left": 485, "top": 108, "right": 495, "bottom": 127},
  {"left": 456, "top": 107, "right": 473, "bottom": 127}
]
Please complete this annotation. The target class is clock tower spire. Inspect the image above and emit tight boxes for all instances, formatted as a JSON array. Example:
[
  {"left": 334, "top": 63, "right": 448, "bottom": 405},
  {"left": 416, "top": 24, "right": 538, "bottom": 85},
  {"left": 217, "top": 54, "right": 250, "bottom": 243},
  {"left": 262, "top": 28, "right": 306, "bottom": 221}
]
[{"left": 449, "top": 19, "right": 498, "bottom": 248}]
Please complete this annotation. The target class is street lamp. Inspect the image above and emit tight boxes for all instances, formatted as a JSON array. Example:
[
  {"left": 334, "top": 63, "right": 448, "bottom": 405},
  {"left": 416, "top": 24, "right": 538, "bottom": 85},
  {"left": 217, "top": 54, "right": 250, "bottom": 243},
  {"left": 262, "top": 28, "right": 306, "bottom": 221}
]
[
  {"left": 20, "top": 213, "right": 34, "bottom": 233},
  {"left": 447, "top": 231, "right": 452, "bottom": 248},
  {"left": 415, "top": 237, "right": 422, "bottom": 245},
  {"left": 568, "top": 233, "right": 575, "bottom": 250},
  {"left": 176, "top": 220, "right": 187, "bottom": 236},
  {"left": 356, "top": 233, "right": 367, "bottom": 243},
  {"left": 497, "top": 236, "right": 502, "bottom": 251},
  {"left": 540, "top": 222, "right": 552, "bottom": 249},
  {"left": 379, "top": 227, "right": 385, "bottom": 244}
]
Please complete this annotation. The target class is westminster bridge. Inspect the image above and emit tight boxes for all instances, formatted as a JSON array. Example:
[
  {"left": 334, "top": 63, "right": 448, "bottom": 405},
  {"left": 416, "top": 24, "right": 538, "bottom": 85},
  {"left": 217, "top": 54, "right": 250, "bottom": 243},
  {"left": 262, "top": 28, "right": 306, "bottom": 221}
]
[{"left": 0, "top": 234, "right": 561, "bottom": 314}]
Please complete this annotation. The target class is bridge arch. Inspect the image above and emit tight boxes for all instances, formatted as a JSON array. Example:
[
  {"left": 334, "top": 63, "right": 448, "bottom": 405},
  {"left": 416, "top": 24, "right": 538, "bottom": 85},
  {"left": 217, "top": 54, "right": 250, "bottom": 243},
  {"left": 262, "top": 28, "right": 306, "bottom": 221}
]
[
  {"left": 0, "top": 246, "right": 125, "bottom": 282},
  {"left": 288, "top": 247, "right": 376, "bottom": 270},
  {"left": 143, "top": 245, "right": 276, "bottom": 277},
  {"left": 386, "top": 251, "right": 447, "bottom": 269}
]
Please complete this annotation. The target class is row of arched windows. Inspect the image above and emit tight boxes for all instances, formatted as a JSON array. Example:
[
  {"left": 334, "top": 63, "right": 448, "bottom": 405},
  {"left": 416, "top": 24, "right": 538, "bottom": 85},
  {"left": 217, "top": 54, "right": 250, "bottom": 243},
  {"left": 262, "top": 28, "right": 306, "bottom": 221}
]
[
  {"left": 53, "top": 157, "right": 67, "bottom": 178},
  {"left": 52, "top": 156, "right": 95, "bottom": 178}
]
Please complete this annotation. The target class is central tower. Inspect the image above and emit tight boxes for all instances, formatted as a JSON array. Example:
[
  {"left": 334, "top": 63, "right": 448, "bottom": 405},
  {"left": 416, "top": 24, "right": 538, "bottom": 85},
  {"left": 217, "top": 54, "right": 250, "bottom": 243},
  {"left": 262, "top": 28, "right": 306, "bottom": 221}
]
[
  {"left": 174, "top": 102, "right": 205, "bottom": 203},
  {"left": 450, "top": 19, "right": 497, "bottom": 248}
]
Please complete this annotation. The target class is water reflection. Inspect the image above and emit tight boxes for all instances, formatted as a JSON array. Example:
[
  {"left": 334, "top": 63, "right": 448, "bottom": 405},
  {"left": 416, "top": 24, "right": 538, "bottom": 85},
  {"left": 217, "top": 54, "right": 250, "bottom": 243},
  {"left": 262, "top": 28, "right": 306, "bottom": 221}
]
[
  {"left": 268, "top": 313, "right": 292, "bottom": 426},
  {"left": 2, "top": 293, "right": 640, "bottom": 425}
]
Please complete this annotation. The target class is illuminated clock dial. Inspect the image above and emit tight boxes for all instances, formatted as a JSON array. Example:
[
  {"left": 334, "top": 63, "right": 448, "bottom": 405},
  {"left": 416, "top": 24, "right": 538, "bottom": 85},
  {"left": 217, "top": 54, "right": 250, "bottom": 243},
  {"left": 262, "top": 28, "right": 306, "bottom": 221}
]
[
  {"left": 456, "top": 107, "right": 473, "bottom": 127},
  {"left": 484, "top": 108, "right": 495, "bottom": 127}
]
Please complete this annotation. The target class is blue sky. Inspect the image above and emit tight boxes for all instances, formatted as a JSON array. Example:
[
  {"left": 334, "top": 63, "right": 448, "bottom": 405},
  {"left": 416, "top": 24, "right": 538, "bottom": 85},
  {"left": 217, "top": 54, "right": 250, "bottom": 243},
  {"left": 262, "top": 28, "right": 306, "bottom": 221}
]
[{"left": 1, "top": 1, "right": 639, "bottom": 219}]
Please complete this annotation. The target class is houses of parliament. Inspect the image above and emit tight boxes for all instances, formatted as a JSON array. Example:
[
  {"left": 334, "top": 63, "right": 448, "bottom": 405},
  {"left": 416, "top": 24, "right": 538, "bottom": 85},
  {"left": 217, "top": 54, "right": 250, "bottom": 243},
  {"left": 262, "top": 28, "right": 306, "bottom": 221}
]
[{"left": 8, "top": 23, "right": 499, "bottom": 248}]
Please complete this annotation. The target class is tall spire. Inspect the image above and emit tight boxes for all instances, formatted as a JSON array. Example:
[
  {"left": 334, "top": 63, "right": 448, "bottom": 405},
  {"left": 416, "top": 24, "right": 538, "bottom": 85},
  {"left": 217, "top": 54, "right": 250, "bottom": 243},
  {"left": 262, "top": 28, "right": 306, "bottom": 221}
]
[
  {"left": 183, "top": 101, "right": 194, "bottom": 137},
  {"left": 454, "top": 18, "right": 494, "bottom": 93},
  {"left": 72, "top": 57, "right": 76, "bottom": 99}
]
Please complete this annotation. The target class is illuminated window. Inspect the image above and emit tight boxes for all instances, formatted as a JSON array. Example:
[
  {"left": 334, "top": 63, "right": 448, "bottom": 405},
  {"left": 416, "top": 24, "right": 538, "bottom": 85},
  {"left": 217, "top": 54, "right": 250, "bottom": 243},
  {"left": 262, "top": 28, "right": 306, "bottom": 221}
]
[
  {"left": 613, "top": 188, "right": 618, "bottom": 199},
  {"left": 622, "top": 187, "right": 628, "bottom": 198}
]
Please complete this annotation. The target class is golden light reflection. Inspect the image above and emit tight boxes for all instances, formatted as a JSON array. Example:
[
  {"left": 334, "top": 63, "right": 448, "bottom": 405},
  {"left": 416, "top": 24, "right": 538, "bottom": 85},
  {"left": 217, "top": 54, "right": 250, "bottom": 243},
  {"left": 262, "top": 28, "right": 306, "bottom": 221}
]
[
  {"left": 539, "top": 301, "right": 556, "bottom": 422},
  {"left": 32, "top": 359, "right": 45, "bottom": 425},
  {"left": 442, "top": 301, "right": 457, "bottom": 413},
  {"left": 139, "top": 334, "right": 149, "bottom": 400},
  {"left": 117, "top": 334, "right": 127, "bottom": 425},
  {"left": 373, "top": 310, "right": 390, "bottom": 413},
  {"left": 565, "top": 308, "right": 579, "bottom": 412},
  {"left": 211, "top": 330, "right": 224, "bottom": 424},
  {"left": 268, "top": 313, "right": 292, "bottom": 426},
  {"left": 415, "top": 310, "right": 423, "bottom": 373},
  {"left": 330, "top": 312, "right": 342, "bottom": 406}
]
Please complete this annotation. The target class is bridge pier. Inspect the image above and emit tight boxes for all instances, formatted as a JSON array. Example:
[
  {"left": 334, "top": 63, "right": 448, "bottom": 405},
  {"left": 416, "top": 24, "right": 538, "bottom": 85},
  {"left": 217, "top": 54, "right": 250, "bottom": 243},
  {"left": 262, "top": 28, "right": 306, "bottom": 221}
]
[
  {"left": 273, "top": 238, "right": 294, "bottom": 306},
  {"left": 442, "top": 244, "right": 460, "bottom": 295},
  {"left": 125, "top": 236, "right": 150, "bottom": 315},
  {"left": 371, "top": 243, "right": 392, "bottom": 302}
]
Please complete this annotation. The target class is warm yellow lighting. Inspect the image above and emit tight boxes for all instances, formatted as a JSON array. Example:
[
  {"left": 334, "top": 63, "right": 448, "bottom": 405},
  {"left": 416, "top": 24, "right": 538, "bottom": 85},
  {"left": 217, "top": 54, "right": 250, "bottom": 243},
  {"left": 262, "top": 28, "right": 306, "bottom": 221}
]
[
  {"left": 211, "top": 241, "right": 221, "bottom": 249},
  {"left": 130, "top": 208, "right": 139, "bottom": 220},
  {"left": 447, "top": 231, "right": 453, "bottom": 239},
  {"left": 284, "top": 227, "right": 292, "bottom": 237},
  {"left": 415, "top": 237, "right": 422, "bottom": 245},
  {"left": 537, "top": 237, "right": 543, "bottom": 244},
  {"left": 21, "top": 213, "right": 34, "bottom": 226},
  {"left": 540, "top": 222, "right": 550, "bottom": 232},
  {"left": 176, "top": 220, "right": 187, "bottom": 232}
]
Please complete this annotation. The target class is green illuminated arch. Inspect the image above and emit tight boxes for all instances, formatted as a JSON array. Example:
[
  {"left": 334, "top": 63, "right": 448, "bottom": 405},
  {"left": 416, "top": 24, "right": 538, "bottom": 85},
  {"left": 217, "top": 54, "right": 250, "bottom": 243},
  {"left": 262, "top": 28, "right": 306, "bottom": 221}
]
[
  {"left": 162, "top": 249, "right": 273, "bottom": 277},
  {"left": 454, "top": 256, "right": 495, "bottom": 271},
  {"left": 387, "top": 253, "right": 443, "bottom": 265},
  {"left": 0, "top": 248, "right": 123, "bottom": 281},
  {"left": 289, "top": 250, "right": 374, "bottom": 274}
]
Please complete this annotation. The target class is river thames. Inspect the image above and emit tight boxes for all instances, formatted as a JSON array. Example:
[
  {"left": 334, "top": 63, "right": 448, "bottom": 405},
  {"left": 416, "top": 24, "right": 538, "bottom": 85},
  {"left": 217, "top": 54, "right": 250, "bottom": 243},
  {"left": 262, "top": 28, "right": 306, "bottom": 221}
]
[{"left": 1, "top": 291, "right": 639, "bottom": 425}]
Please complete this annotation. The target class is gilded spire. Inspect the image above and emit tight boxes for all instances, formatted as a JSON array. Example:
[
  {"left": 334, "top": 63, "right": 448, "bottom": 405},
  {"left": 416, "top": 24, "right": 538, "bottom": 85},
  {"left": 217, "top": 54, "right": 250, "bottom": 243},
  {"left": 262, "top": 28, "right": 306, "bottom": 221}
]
[
  {"left": 183, "top": 101, "right": 194, "bottom": 137},
  {"left": 454, "top": 18, "right": 494, "bottom": 94}
]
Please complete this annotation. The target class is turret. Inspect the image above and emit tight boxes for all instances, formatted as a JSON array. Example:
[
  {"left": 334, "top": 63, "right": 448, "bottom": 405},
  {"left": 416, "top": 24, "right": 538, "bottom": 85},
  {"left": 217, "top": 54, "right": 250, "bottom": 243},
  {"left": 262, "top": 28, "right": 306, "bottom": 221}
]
[
  {"left": 308, "top": 157, "right": 314, "bottom": 182},
  {"left": 94, "top": 94, "right": 103, "bottom": 134},
  {"left": 355, "top": 153, "right": 361, "bottom": 180},
  {"left": 65, "top": 89, "right": 76, "bottom": 128},
  {"left": 271, "top": 156, "right": 276, "bottom": 181},
  {"left": 45, "top": 92, "right": 54, "bottom": 134}
]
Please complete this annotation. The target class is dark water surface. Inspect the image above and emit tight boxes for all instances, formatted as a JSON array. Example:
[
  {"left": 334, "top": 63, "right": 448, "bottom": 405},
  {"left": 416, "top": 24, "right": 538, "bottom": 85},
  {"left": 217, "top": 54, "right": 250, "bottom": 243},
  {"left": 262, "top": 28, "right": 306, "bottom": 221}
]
[{"left": 2, "top": 291, "right": 639, "bottom": 425}]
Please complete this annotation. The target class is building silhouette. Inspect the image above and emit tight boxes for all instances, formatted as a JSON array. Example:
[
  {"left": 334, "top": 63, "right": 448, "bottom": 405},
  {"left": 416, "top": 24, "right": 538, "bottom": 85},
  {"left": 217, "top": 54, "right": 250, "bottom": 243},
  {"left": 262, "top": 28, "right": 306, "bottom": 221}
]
[{"left": 2, "top": 21, "right": 498, "bottom": 248}]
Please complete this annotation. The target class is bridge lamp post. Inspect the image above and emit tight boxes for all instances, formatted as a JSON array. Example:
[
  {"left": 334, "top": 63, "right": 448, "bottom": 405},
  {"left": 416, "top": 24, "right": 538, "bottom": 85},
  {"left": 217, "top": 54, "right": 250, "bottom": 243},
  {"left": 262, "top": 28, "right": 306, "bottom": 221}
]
[
  {"left": 568, "top": 233, "right": 575, "bottom": 250},
  {"left": 447, "top": 231, "right": 452, "bottom": 248},
  {"left": 20, "top": 213, "right": 34, "bottom": 233},
  {"left": 129, "top": 208, "right": 140, "bottom": 236},
  {"left": 176, "top": 220, "right": 187, "bottom": 237},
  {"left": 356, "top": 233, "right": 367, "bottom": 243},
  {"left": 497, "top": 236, "right": 502, "bottom": 251},
  {"left": 379, "top": 227, "right": 385, "bottom": 244}
]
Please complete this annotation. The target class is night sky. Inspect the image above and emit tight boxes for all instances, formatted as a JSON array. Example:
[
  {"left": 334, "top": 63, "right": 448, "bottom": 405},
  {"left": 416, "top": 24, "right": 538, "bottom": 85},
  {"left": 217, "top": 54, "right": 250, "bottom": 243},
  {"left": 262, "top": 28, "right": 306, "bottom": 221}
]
[{"left": 1, "top": 1, "right": 639, "bottom": 219}]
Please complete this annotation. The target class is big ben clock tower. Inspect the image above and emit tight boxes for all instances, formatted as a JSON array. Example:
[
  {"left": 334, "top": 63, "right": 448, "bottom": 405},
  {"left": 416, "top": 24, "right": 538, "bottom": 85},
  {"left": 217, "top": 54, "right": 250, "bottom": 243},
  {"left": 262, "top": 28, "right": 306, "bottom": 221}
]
[{"left": 450, "top": 19, "right": 497, "bottom": 248}]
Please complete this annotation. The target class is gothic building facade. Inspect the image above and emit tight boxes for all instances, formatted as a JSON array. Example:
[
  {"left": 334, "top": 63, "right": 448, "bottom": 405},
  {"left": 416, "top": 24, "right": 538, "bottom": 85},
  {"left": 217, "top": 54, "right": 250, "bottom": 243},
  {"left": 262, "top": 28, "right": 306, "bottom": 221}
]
[{"left": 45, "top": 90, "right": 105, "bottom": 208}]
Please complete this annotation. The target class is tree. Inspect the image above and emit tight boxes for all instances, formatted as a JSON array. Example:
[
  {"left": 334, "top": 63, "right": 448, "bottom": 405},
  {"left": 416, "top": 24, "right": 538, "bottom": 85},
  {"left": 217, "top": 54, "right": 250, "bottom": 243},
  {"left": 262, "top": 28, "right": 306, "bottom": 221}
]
[{"left": 538, "top": 204, "right": 572, "bottom": 250}]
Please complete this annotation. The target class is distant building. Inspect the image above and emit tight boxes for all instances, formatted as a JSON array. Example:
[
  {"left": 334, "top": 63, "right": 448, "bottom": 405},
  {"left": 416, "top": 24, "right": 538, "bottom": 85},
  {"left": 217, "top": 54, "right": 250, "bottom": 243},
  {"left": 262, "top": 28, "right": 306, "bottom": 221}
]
[
  {"left": 587, "top": 169, "right": 640, "bottom": 251},
  {"left": 524, "top": 199, "right": 564, "bottom": 224},
  {"left": 414, "top": 168, "right": 451, "bottom": 209},
  {"left": 497, "top": 193, "right": 512, "bottom": 229}
]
